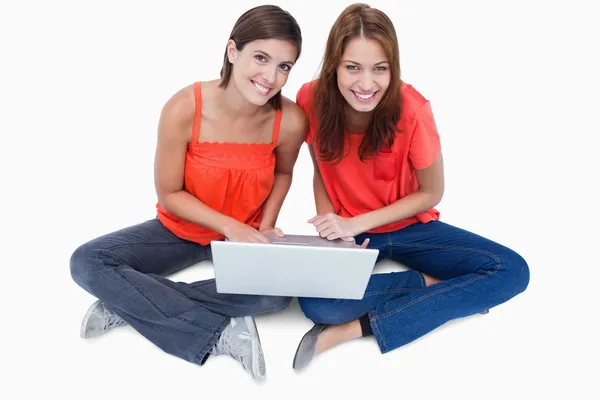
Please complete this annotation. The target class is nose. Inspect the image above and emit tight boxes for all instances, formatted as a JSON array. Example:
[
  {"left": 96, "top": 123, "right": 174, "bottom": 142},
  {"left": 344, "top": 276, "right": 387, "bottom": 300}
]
[
  {"left": 358, "top": 71, "right": 374, "bottom": 91},
  {"left": 263, "top": 65, "right": 277, "bottom": 85}
]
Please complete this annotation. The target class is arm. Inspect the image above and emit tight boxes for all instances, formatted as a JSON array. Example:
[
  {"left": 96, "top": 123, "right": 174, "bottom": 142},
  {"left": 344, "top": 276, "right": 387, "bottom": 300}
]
[
  {"left": 308, "top": 144, "right": 335, "bottom": 215},
  {"left": 258, "top": 100, "right": 308, "bottom": 231},
  {"left": 353, "top": 154, "right": 445, "bottom": 233},
  {"left": 154, "top": 86, "right": 264, "bottom": 241},
  {"left": 311, "top": 154, "right": 444, "bottom": 239}
]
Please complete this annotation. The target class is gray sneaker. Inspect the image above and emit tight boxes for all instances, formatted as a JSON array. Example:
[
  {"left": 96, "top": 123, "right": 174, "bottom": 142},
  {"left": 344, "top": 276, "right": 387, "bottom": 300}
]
[
  {"left": 80, "top": 300, "right": 128, "bottom": 339},
  {"left": 211, "top": 316, "right": 266, "bottom": 379}
]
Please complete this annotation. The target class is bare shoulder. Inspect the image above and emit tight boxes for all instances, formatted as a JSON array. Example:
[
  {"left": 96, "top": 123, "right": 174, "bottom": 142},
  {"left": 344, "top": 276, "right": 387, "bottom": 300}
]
[
  {"left": 277, "top": 96, "right": 308, "bottom": 145},
  {"left": 158, "top": 83, "right": 197, "bottom": 141}
]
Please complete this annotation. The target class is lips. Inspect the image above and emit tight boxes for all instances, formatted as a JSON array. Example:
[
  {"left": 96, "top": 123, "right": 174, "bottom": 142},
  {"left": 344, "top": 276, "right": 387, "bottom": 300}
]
[
  {"left": 351, "top": 90, "right": 377, "bottom": 102},
  {"left": 251, "top": 80, "right": 272, "bottom": 95}
]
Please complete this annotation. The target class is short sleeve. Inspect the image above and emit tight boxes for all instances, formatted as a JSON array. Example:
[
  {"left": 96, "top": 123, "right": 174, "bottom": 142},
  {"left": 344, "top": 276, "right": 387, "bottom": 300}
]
[
  {"left": 408, "top": 101, "right": 441, "bottom": 169},
  {"left": 295, "top": 82, "right": 315, "bottom": 145}
]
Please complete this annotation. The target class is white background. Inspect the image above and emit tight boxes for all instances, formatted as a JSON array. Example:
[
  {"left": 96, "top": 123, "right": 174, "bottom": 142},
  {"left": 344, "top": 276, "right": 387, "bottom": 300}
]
[{"left": 1, "top": 0, "right": 599, "bottom": 398}]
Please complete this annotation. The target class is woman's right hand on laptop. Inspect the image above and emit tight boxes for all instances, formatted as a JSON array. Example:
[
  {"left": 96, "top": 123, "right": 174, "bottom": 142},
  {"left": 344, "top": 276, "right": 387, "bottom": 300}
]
[{"left": 223, "top": 222, "right": 271, "bottom": 244}]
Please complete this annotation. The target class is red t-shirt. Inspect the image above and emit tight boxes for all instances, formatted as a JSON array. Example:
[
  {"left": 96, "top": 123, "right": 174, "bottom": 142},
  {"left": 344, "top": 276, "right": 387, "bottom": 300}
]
[{"left": 296, "top": 80, "right": 441, "bottom": 233}]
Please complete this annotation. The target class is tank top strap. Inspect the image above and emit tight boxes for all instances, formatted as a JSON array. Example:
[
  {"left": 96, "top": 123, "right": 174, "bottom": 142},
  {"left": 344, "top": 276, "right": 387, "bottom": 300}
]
[
  {"left": 191, "top": 82, "right": 202, "bottom": 144},
  {"left": 271, "top": 109, "right": 283, "bottom": 145}
]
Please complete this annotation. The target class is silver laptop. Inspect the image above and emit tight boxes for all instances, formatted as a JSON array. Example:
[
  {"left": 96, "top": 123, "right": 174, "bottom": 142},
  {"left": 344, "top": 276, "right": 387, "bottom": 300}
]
[{"left": 210, "top": 234, "right": 379, "bottom": 300}]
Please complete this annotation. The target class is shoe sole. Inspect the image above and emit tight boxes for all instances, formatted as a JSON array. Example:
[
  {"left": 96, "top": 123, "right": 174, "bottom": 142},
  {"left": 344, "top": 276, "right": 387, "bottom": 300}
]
[
  {"left": 80, "top": 300, "right": 102, "bottom": 339},
  {"left": 243, "top": 316, "right": 264, "bottom": 379},
  {"left": 293, "top": 324, "right": 326, "bottom": 370}
]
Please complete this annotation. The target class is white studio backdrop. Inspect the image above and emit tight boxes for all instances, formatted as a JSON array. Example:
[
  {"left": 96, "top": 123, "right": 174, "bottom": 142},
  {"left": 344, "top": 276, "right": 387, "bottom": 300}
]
[{"left": 0, "top": 0, "right": 598, "bottom": 399}]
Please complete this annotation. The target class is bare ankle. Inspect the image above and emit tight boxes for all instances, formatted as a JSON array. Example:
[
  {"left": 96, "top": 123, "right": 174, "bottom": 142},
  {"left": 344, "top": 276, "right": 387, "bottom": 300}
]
[
  {"left": 315, "top": 320, "right": 362, "bottom": 355},
  {"left": 422, "top": 273, "right": 442, "bottom": 286}
]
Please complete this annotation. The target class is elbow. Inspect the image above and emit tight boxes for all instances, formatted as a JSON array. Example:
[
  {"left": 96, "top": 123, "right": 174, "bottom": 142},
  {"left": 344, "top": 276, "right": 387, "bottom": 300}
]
[
  {"left": 156, "top": 190, "right": 179, "bottom": 214},
  {"left": 422, "top": 188, "right": 444, "bottom": 209},
  {"left": 433, "top": 187, "right": 444, "bottom": 207}
]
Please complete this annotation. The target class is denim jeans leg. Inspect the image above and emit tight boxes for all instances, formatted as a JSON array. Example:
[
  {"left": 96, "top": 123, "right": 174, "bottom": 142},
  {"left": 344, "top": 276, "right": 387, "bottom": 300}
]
[
  {"left": 70, "top": 218, "right": 291, "bottom": 365},
  {"left": 298, "top": 232, "right": 425, "bottom": 325},
  {"left": 367, "top": 221, "right": 530, "bottom": 353}
]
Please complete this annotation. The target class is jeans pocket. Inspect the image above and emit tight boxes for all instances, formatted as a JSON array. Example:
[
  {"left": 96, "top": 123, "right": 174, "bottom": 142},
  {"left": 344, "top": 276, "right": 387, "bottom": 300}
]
[{"left": 373, "top": 153, "right": 398, "bottom": 182}]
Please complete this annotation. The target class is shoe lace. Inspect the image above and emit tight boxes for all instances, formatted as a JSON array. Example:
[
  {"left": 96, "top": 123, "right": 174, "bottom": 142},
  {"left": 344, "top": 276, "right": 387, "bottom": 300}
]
[{"left": 212, "top": 319, "right": 251, "bottom": 364}]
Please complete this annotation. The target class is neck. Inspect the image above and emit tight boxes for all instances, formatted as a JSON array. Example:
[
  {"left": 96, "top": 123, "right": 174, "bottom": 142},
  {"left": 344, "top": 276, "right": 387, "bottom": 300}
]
[
  {"left": 218, "top": 80, "right": 266, "bottom": 118},
  {"left": 344, "top": 104, "right": 373, "bottom": 134}
]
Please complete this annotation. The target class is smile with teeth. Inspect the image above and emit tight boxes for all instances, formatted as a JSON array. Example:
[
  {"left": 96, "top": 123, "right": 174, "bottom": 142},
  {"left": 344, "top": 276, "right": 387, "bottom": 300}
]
[
  {"left": 352, "top": 90, "right": 377, "bottom": 102},
  {"left": 252, "top": 80, "right": 271, "bottom": 95}
]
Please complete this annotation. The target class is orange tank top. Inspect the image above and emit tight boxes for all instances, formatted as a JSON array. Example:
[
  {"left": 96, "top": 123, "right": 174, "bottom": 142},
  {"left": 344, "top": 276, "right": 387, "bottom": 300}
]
[{"left": 156, "top": 82, "right": 282, "bottom": 245}]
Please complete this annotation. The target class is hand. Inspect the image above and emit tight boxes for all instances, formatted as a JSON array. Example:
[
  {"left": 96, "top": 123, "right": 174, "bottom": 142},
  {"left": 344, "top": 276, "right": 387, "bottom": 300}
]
[
  {"left": 355, "top": 238, "right": 371, "bottom": 248},
  {"left": 223, "top": 222, "right": 271, "bottom": 243},
  {"left": 259, "top": 226, "right": 285, "bottom": 238},
  {"left": 308, "top": 213, "right": 362, "bottom": 240},
  {"left": 339, "top": 236, "right": 371, "bottom": 249}
]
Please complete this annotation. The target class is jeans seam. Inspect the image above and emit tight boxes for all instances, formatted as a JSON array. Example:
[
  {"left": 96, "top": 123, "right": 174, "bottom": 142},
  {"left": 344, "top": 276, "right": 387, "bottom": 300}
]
[
  {"left": 387, "top": 234, "right": 393, "bottom": 259},
  {"left": 374, "top": 243, "right": 501, "bottom": 320},
  {"left": 369, "top": 313, "right": 388, "bottom": 352},
  {"left": 375, "top": 262, "right": 500, "bottom": 320},
  {"left": 391, "top": 242, "right": 502, "bottom": 265},
  {"left": 197, "top": 317, "right": 230, "bottom": 365},
  {"left": 363, "top": 288, "right": 421, "bottom": 297},
  {"left": 416, "top": 272, "right": 426, "bottom": 288},
  {"left": 98, "top": 243, "right": 215, "bottom": 334}
]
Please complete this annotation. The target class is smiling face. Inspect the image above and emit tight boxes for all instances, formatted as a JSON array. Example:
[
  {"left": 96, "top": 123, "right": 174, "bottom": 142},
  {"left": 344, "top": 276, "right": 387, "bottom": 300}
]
[
  {"left": 227, "top": 38, "right": 297, "bottom": 106},
  {"left": 336, "top": 37, "right": 391, "bottom": 113}
]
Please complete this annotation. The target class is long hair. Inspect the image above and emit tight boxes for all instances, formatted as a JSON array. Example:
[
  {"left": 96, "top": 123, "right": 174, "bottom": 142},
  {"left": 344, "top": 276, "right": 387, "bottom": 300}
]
[
  {"left": 314, "top": 3, "right": 402, "bottom": 162},
  {"left": 219, "top": 5, "right": 302, "bottom": 110}
]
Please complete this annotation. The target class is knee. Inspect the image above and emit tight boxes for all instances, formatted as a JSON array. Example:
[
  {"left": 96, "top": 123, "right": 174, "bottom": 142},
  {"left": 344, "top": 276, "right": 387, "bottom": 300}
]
[
  {"left": 500, "top": 250, "right": 530, "bottom": 297},
  {"left": 298, "top": 298, "right": 349, "bottom": 325},
  {"left": 69, "top": 242, "right": 101, "bottom": 290},
  {"left": 261, "top": 295, "right": 292, "bottom": 312}
]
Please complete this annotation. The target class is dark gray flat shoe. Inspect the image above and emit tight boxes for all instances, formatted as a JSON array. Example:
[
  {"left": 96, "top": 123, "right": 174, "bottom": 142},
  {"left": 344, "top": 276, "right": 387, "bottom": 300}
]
[{"left": 293, "top": 324, "right": 328, "bottom": 370}]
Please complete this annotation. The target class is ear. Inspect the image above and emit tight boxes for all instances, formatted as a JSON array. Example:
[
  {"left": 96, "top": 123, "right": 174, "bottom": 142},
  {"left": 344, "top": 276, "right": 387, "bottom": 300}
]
[{"left": 226, "top": 39, "right": 238, "bottom": 63}]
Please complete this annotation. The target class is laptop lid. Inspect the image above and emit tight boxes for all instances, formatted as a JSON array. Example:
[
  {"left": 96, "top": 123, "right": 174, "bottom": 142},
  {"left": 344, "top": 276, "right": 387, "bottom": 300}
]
[{"left": 210, "top": 239, "right": 379, "bottom": 300}]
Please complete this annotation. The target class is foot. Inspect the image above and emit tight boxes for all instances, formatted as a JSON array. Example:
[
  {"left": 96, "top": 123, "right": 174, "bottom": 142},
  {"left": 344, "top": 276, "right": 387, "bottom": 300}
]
[
  {"left": 293, "top": 324, "right": 328, "bottom": 370},
  {"left": 80, "top": 300, "right": 128, "bottom": 339},
  {"left": 211, "top": 316, "right": 266, "bottom": 380}
]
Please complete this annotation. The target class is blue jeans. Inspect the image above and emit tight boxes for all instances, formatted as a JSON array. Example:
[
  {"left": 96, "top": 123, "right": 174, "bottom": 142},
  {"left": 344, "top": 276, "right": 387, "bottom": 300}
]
[
  {"left": 298, "top": 221, "right": 530, "bottom": 353},
  {"left": 69, "top": 218, "right": 291, "bottom": 365}
]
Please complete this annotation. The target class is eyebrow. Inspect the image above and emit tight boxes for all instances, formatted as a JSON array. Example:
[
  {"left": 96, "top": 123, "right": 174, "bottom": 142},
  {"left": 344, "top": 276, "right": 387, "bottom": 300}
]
[
  {"left": 255, "top": 50, "right": 295, "bottom": 65},
  {"left": 342, "top": 60, "right": 389, "bottom": 66}
]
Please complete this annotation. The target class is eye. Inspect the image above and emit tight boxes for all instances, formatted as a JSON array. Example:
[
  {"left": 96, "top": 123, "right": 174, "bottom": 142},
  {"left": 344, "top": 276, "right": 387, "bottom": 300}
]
[
  {"left": 279, "top": 64, "right": 292, "bottom": 72},
  {"left": 346, "top": 65, "right": 359, "bottom": 71},
  {"left": 375, "top": 66, "right": 388, "bottom": 72},
  {"left": 254, "top": 55, "right": 267, "bottom": 63}
]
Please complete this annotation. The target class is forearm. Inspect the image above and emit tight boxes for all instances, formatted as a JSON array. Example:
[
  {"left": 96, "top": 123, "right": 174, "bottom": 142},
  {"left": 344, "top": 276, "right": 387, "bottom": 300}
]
[
  {"left": 353, "top": 190, "right": 441, "bottom": 233},
  {"left": 159, "top": 191, "right": 238, "bottom": 235},
  {"left": 259, "top": 172, "right": 292, "bottom": 229},
  {"left": 313, "top": 171, "right": 335, "bottom": 215}
]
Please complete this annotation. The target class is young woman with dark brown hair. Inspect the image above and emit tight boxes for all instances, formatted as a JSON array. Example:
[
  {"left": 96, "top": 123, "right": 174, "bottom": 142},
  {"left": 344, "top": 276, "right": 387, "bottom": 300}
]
[{"left": 70, "top": 5, "right": 307, "bottom": 380}]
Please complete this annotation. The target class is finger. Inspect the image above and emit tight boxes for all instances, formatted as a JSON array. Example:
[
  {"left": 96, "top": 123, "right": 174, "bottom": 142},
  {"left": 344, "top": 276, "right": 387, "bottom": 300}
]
[
  {"left": 358, "top": 238, "right": 370, "bottom": 248},
  {"left": 327, "top": 232, "right": 341, "bottom": 240},
  {"left": 315, "top": 221, "right": 333, "bottom": 234},
  {"left": 341, "top": 236, "right": 355, "bottom": 242},
  {"left": 310, "top": 216, "right": 328, "bottom": 226},
  {"left": 251, "top": 233, "right": 271, "bottom": 244},
  {"left": 310, "top": 213, "right": 336, "bottom": 227},
  {"left": 317, "top": 222, "right": 336, "bottom": 236},
  {"left": 307, "top": 215, "right": 319, "bottom": 223},
  {"left": 274, "top": 228, "right": 284, "bottom": 237},
  {"left": 319, "top": 227, "right": 336, "bottom": 238}
]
